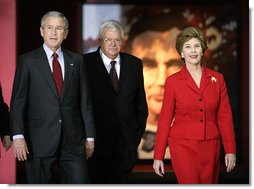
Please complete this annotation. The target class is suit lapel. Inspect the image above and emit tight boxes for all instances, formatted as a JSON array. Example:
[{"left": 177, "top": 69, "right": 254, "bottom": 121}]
[
  {"left": 179, "top": 65, "right": 213, "bottom": 95},
  {"left": 61, "top": 50, "right": 74, "bottom": 100},
  {"left": 36, "top": 47, "right": 59, "bottom": 98},
  {"left": 179, "top": 66, "right": 201, "bottom": 95},
  {"left": 93, "top": 52, "right": 115, "bottom": 90},
  {"left": 118, "top": 54, "right": 126, "bottom": 92},
  {"left": 200, "top": 66, "right": 213, "bottom": 94}
]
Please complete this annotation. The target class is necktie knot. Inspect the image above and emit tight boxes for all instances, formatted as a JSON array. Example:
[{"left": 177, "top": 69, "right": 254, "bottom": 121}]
[
  {"left": 53, "top": 52, "right": 58, "bottom": 59},
  {"left": 110, "top": 60, "right": 116, "bottom": 67}
]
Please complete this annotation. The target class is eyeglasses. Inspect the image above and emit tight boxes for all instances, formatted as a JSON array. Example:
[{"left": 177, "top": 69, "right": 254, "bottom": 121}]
[{"left": 103, "top": 38, "right": 122, "bottom": 46}]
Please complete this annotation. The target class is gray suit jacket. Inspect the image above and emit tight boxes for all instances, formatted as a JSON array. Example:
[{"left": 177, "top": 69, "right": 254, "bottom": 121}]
[{"left": 10, "top": 47, "right": 95, "bottom": 157}]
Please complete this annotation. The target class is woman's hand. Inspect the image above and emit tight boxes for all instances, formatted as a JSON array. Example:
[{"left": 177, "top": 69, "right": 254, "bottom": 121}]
[
  {"left": 153, "top": 159, "right": 165, "bottom": 177},
  {"left": 225, "top": 153, "right": 236, "bottom": 172}
]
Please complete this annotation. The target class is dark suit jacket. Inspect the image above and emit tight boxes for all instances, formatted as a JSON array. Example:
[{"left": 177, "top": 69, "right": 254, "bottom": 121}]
[
  {"left": 0, "top": 83, "right": 10, "bottom": 139},
  {"left": 10, "top": 47, "right": 95, "bottom": 157},
  {"left": 84, "top": 48, "right": 148, "bottom": 166}
]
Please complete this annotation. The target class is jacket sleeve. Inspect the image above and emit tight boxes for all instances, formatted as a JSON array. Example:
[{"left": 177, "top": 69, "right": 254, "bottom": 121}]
[
  {"left": 10, "top": 55, "right": 29, "bottom": 138},
  {"left": 80, "top": 55, "right": 96, "bottom": 139},
  {"left": 217, "top": 73, "right": 236, "bottom": 154},
  {"left": 154, "top": 77, "right": 175, "bottom": 160},
  {"left": 135, "top": 59, "right": 148, "bottom": 137}
]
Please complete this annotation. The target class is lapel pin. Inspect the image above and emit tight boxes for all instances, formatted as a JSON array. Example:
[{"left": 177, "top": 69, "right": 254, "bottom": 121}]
[{"left": 211, "top": 76, "right": 217, "bottom": 82}]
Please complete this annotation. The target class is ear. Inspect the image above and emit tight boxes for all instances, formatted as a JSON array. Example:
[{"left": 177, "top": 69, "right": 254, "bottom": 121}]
[
  {"left": 40, "top": 27, "right": 44, "bottom": 37},
  {"left": 63, "top": 29, "right": 69, "bottom": 39}
]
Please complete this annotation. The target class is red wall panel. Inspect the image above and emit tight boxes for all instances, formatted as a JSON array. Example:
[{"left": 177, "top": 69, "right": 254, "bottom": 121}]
[{"left": 0, "top": 0, "right": 16, "bottom": 184}]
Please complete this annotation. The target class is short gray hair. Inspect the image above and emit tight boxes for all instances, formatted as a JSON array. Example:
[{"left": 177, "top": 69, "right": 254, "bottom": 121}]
[
  {"left": 41, "top": 11, "right": 69, "bottom": 30},
  {"left": 99, "top": 20, "right": 124, "bottom": 40}
]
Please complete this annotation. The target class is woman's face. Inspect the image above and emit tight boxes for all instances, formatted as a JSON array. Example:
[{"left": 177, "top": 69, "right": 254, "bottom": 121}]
[
  {"left": 131, "top": 28, "right": 182, "bottom": 123},
  {"left": 181, "top": 37, "right": 203, "bottom": 66}
]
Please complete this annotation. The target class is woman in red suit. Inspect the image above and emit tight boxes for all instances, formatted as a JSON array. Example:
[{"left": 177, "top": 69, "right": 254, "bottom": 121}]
[{"left": 153, "top": 27, "right": 236, "bottom": 184}]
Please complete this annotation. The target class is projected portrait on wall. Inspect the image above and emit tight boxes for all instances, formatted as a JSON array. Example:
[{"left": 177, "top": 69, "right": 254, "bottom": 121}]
[{"left": 82, "top": 3, "right": 240, "bottom": 160}]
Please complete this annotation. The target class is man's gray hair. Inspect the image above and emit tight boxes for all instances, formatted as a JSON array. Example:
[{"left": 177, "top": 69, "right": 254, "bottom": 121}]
[
  {"left": 99, "top": 20, "right": 124, "bottom": 40},
  {"left": 41, "top": 11, "right": 69, "bottom": 30}
]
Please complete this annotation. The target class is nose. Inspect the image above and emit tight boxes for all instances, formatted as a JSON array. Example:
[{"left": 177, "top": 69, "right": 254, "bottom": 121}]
[
  {"left": 112, "top": 40, "right": 117, "bottom": 46},
  {"left": 155, "top": 64, "right": 167, "bottom": 86},
  {"left": 52, "top": 28, "right": 57, "bottom": 35}
]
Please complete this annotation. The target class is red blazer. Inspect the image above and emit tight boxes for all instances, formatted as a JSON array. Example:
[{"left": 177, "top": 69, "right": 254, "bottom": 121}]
[{"left": 154, "top": 65, "right": 236, "bottom": 160}]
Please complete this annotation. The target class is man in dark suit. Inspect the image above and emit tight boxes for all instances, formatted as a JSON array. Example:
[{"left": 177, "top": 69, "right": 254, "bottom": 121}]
[
  {"left": 10, "top": 11, "right": 95, "bottom": 184},
  {"left": 0, "top": 83, "right": 12, "bottom": 156},
  {"left": 84, "top": 20, "right": 148, "bottom": 184}
]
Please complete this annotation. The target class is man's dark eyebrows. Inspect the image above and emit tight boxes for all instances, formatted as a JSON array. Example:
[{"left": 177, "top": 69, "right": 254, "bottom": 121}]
[
  {"left": 166, "top": 59, "right": 183, "bottom": 67},
  {"left": 142, "top": 58, "right": 157, "bottom": 67}
]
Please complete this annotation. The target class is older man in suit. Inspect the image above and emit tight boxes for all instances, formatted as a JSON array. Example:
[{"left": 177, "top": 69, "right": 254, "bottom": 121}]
[
  {"left": 10, "top": 11, "right": 95, "bottom": 184},
  {"left": 84, "top": 20, "right": 148, "bottom": 184}
]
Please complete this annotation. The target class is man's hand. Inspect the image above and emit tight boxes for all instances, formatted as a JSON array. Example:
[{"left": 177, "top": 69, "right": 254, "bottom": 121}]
[
  {"left": 85, "top": 141, "right": 94, "bottom": 159},
  {"left": 13, "top": 138, "right": 29, "bottom": 161},
  {"left": 2, "top": 135, "right": 12, "bottom": 151}
]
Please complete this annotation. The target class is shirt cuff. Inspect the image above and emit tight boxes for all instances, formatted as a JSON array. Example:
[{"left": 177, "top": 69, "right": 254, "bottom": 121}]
[{"left": 13, "top": 134, "right": 24, "bottom": 140}]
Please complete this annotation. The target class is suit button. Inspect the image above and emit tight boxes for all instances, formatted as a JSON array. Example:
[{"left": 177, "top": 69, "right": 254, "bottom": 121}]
[
  {"left": 200, "top": 108, "right": 203, "bottom": 112},
  {"left": 200, "top": 119, "right": 204, "bottom": 122},
  {"left": 199, "top": 98, "right": 202, "bottom": 101},
  {"left": 59, "top": 120, "right": 62, "bottom": 124}
]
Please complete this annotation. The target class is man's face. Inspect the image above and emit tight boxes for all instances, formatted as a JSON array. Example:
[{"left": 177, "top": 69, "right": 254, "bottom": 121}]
[
  {"left": 40, "top": 16, "right": 68, "bottom": 52},
  {"left": 100, "top": 29, "right": 122, "bottom": 60},
  {"left": 131, "top": 28, "right": 182, "bottom": 122}
]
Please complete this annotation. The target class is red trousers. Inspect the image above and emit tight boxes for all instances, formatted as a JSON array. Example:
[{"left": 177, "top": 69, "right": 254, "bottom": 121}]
[{"left": 169, "top": 137, "right": 221, "bottom": 184}]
